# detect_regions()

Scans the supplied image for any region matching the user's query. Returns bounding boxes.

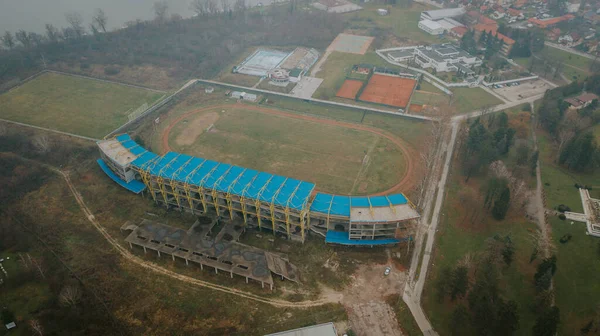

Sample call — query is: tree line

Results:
[537,75,600,172]
[0,1,343,89]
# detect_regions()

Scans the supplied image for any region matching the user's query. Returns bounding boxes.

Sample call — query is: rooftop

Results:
[109,135,316,211]
[422,7,466,20]
[419,19,444,30]
[265,322,337,336]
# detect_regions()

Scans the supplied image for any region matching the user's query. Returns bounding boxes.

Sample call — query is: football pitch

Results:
[0,72,164,138]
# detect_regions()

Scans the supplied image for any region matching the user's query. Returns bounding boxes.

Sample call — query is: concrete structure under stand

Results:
[97,134,419,246]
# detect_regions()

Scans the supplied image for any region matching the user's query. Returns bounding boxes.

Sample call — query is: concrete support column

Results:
[157,250,161,258]
[270,284,273,291]
[246,277,248,284]
[143,246,147,254]
[185,259,189,266]
[215,268,218,274]
[261,281,264,289]
[200,263,204,270]
[171,254,175,261]
[230,271,233,278]
[129,242,132,249]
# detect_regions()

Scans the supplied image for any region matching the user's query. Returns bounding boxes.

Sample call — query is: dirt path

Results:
[53,167,341,308]
[160,103,417,195]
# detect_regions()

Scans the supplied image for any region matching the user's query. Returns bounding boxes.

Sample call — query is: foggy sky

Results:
[0,0,195,34]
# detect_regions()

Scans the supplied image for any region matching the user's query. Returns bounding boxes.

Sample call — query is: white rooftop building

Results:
[418,19,445,35]
[420,7,466,21]
[386,44,482,75]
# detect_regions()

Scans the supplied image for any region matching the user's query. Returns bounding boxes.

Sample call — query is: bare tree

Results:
[190,0,208,15]
[153,1,169,22]
[19,253,47,279]
[29,32,45,47]
[15,30,32,48]
[32,135,52,153]
[92,8,108,33]
[45,24,60,43]
[65,11,85,38]
[59,285,82,307]
[29,319,44,336]
[206,0,218,13]
[1,31,15,49]
[221,0,231,13]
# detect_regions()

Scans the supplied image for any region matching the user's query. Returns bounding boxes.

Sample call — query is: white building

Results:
[420,7,466,21]
[418,19,445,35]
[377,8,389,15]
[386,44,482,75]
[230,91,258,102]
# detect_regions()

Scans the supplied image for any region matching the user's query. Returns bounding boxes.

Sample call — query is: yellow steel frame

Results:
[367,197,375,217]
[183,160,208,213]
[283,182,303,237]
[269,178,288,233]
[239,173,260,225]
[197,163,222,213]
[326,197,335,231]
[402,193,417,209]
[139,156,162,202]
[210,166,233,216]
[254,176,274,230]
[169,157,194,209]
[156,154,181,207]
[385,195,397,214]
[225,169,246,220]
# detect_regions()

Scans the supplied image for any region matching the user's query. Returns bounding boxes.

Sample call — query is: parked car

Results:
[384,266,391,276]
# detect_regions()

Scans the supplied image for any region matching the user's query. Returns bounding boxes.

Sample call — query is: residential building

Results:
[386,44,482,74]
[565,92,599,109]
[528,14,575,28]
[450,26,468,38]
[473,24,516,56]
[418,19,445,35]
[567,0,581,13]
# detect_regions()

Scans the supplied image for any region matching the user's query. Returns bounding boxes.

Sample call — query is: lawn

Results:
[344,3,444,45]
[535,125,600,333]
[450,87,504,113]
[0,72,163,138]
[165,106,407,195]
[422,160,539,335]
[313,51,394,100]
[537,130,600,213]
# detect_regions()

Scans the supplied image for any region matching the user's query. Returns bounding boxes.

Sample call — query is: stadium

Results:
[97,134,420,246]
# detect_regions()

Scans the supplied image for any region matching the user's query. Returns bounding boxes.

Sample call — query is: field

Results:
[359,74,416,108]
[336,79,364,99]
[450,87,504,113]
[0,72,163,138]
[344,3,444,45]
[313,51,399,100]
[163,105,408,195]
[535,126,600,333]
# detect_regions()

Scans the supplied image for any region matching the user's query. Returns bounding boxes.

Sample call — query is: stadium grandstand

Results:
[97,134,419,245]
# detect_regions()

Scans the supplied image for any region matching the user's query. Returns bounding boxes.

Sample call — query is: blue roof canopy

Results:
[325,231,404,245]
[114,135,316,211]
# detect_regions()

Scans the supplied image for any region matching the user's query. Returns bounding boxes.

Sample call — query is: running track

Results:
[160,103,417,196]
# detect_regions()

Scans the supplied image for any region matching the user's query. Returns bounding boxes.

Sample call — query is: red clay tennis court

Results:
[359,74,416,108]
[336,79,364,99]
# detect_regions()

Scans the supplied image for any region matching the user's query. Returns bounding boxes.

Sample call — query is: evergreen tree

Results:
[492,186,510,220]
[449,305,470,336]
[534,256,557,292]
[450,266,469,301]
[532,306,560,336]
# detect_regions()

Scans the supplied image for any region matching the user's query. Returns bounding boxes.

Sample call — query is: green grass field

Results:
[422,161,539,335]
[345,3,443,44]
[535,123,600,333]
[0,72,163,138]
[166,107,407,195]
[451,87,504,113]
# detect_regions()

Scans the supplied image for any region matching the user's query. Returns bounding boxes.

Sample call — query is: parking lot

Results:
[491,79,551,101]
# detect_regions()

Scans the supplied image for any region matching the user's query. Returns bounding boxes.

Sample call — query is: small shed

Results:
[377,8,389,15]
[205,86,214,93]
